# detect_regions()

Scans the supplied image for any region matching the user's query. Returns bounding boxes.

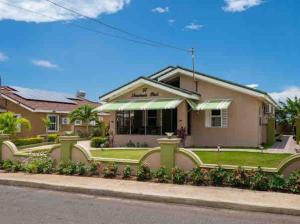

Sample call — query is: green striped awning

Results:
[188,99,232,110]
[95,98,183,111]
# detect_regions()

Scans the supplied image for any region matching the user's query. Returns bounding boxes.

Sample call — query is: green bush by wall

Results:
[13,137,44,147]
[90,137,108,148]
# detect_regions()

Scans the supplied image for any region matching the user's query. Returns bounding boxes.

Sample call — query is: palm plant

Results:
[0,112,31,136]
[278,97,300,125]
[69,105,98,134]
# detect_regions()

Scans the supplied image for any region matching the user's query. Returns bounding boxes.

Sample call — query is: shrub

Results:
[227,167,252,188]
[126,140,135,147]
[287,171,300,194]
[75,162,89,176]
[137,164,151,181]
[268,174,286,192]
[189,167,209,186]
[57,160,77,175]
[91,128,102,137]
[90,137,108,148]
[249,168,270,191]
[2,159,23,172]
[13,137,43,147]
[47,134,59,142]
[209,167,229,186]
[122,165,132,179]
[172,167,187,185]
[24,155,54,174]
[89,162,98,176]
[154,167,169,183]
[103,163,118,178]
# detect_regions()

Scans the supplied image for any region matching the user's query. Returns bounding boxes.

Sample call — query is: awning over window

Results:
[95,98,183,111]
[187,99,232,110]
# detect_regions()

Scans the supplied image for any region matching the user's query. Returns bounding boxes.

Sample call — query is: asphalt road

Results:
[0,185,299,224]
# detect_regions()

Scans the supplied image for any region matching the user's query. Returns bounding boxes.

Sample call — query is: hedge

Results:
[47,134,59,142]
[90,137,108,148]
[13,137,44,147]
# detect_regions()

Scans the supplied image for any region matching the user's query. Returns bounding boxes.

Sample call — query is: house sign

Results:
[131,88,159,98]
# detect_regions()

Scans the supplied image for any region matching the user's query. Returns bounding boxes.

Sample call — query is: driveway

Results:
[268,135,299,154]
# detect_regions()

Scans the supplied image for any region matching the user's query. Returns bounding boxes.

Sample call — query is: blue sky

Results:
[0,0,299,102]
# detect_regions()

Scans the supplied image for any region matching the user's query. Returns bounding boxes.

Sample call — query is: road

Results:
[0,185,299,224]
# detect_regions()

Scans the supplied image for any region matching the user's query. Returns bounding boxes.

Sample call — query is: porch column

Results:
[177,101,188,131]
[157,137,181,176]
[59,136,80,162]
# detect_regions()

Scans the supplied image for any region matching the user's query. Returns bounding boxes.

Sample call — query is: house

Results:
[0,86,105,137]
[95,66,277,147]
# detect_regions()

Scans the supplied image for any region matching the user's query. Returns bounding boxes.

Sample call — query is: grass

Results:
[90,149,149,160]
[194,151,291,168]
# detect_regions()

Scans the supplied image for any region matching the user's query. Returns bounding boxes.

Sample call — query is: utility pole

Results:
[190,48,198,93]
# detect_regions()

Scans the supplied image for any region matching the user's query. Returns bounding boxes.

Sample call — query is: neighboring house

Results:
[95,66,277,147]
[0,86,104,138]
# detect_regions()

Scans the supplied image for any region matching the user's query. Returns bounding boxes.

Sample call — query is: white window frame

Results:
[15,114,22,133]
[205,109,228,128]
[47,114,59,132]
[74,120,82,126]
[61,117,70,125]
[89,120,96,126]
[211,109,222,128]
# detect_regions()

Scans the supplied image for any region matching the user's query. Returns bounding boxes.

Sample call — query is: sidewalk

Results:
[0,172,299,216]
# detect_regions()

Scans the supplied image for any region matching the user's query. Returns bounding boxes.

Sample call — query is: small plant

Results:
[90,137,108,148]
[24,155,54,174]
[126,140,135,147]
[103,163,118,178]
[172,167,187,185]
[89,162,98,176]
[154,167,169,183]
[209,166,229,186]
[189,167,209,186]
[268,174,286,192]
[13,137,43,147]
[136,164,151,181]
[286,171,300,194]
[122,165,132,179]
[47,134,59,143]
[2,159,24,172]
[176,127,187,147]
[75,162,88,176]
[2,159,14,171]
[57,160,77,175]
[249,167,270,191]
[227,167,252,188]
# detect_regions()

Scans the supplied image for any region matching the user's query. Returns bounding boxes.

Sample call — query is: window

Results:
[90,120,96,126]
[74,120,82,126]
[61,117,69,125]
[47,115,59,132]
[116,111,130,134]
[205,110,228,128]
[14,114,21,133]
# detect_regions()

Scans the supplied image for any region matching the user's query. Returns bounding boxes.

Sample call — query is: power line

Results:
[0,0,169,48]
[44,0,190,53]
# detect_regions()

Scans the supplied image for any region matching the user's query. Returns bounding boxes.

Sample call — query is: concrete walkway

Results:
[0,173,299,216]
[268,135,299,154]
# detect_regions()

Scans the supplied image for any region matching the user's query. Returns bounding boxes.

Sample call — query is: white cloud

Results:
[152,7,169,14]
[223,0,263,12]
[0,52,8,62]
[185,22,203,31]
[0,0,130,23]
[32,60,58,69]
[168,19,175,24]
[269,87,300,102]
[246,83,259,89]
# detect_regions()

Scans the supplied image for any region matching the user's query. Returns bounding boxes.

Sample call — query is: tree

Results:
[0,112,31,136]
[42,118,51,133]
[277,97,300,126]
[69,105,98,134]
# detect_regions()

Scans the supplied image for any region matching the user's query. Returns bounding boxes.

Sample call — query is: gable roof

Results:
[99,76,200,101]
[149,66,277,106]
[0,86,99,113]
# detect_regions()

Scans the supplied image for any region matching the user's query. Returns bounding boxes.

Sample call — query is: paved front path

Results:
[0,173,299,216]
[0,185,298,224]
[268,135,299,154]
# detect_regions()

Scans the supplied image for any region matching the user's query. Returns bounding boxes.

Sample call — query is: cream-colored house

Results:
[95,66,277,147]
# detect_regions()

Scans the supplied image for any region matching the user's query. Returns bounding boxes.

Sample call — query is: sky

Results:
[0,0,299,102]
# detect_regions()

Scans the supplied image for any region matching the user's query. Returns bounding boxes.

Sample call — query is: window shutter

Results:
[222,109,228,128]
[205,110,211,128]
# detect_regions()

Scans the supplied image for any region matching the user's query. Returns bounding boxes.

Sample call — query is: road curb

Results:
[0,178,299,216]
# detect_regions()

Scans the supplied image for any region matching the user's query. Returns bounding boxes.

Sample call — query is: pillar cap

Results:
[157,138,181,144]
[59,136,80,141]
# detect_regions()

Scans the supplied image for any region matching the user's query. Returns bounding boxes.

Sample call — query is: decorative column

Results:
[157,137,181,176]
[267,117,275,146]
[59,136,80,162]
[296,116,300,145]
[0,134,10,161]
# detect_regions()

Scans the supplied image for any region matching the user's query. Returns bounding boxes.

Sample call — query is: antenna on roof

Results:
[190,48,198,92]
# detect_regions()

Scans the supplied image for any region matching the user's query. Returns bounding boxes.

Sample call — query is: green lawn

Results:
[90,149,149,160]
[90,149,291,168]
[194,151,291,168]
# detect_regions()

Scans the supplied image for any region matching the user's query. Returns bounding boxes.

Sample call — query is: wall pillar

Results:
[296,116,300,145]
[59,136,80,162]
[0,134,10,161]
[157,138,181,176]
[267,117,275,146]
